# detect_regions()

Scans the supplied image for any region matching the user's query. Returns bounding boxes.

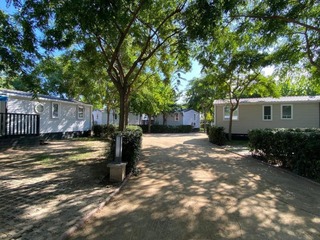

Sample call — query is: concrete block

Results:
[107,162,127,182]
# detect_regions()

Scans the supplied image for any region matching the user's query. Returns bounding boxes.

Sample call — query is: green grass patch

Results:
[32,154,55,165]
[30,141,107,166]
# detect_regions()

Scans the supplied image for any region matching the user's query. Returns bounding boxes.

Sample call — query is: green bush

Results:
[93,125,104,137]
[248,128,320,181]
[108,126,143,175]
[207,126,227,146]
[93,124,116,138]
[139,125,193,133]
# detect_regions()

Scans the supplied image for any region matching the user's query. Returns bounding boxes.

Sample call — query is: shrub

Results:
[104,124,116,136]
[108,126,143,175]
[208,126,227,146]
[93,125,104,137]
[248,128,320,181]
[138,125,193,133]
[93,124,116,138]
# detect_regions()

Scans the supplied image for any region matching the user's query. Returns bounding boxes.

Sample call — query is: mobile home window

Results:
[223,105,238,120]
[174,113,179,121]
[281,105,293,119]
[78,106,84,119]
[52,102,60,118]
[263,105,272,121]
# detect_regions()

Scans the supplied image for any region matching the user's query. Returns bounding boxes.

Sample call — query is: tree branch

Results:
[233,14,320,33]
[108,1,146,72]
[304,30,319,69]
[96,35,111,66]
[125,4,185,81]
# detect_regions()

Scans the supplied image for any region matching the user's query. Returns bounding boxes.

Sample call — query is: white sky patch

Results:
[262,66,275,76]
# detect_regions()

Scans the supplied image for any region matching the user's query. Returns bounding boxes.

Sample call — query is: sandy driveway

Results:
[71,133,320,240]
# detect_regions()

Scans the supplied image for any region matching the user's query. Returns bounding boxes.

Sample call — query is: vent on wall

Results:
[35,103,44,113]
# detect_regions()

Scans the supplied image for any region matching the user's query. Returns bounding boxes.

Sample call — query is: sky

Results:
[0,1,14,13]
[179,61,203,90]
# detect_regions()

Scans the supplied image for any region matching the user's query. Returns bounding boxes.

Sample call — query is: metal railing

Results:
[0,113,40,137]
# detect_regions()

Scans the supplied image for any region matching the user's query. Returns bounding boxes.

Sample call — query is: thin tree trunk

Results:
[162,112,167,125]
[203,110,207,133]
[125,104,129,127]
[228,110,233,141]
[119,89,127,131]
[106,106,110,126]
[148,114,152,133]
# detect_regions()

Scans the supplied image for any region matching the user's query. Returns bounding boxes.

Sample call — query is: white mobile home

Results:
[92,109,119,125]
[154,109,201,128]
[0,89,92,139]
[214,96,320,135]
[92,109,141,126]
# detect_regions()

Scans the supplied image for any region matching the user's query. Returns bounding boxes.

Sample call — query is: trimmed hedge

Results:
[93,124,116,138]
[248,128,320,181]
[207,125,227,146]
[139,125,193,133]
[108,126,143,175]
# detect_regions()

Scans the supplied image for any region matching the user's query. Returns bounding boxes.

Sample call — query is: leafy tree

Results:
[0,8,39,89]
[130,74,175,133]
[186,76,217,132]
[10,0,188,131]
[195,27,279,140]
[29,52,115,109]
[277,72,320,96]
[185,0,320,81]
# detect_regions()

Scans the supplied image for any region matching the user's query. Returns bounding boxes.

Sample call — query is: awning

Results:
[0,95,8,102]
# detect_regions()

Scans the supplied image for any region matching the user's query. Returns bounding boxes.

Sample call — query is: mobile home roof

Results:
[214,96,320,105]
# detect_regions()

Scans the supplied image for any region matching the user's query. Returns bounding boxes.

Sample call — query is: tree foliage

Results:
[185,0,320,81]
[8,0,188,130]
[191,26,279,140]
[186,76,217,130]
[277,71,320,96]
[130,74,175,132]
[0,8,39,89]
[31,52,117,109]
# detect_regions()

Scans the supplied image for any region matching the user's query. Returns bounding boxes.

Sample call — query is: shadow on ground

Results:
[0,140,117,240]
[71,133,320,240]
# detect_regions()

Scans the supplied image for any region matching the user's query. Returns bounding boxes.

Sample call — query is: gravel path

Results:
[71,133,320,240]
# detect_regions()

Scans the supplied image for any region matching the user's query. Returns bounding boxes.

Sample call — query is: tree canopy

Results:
[185,0,319,81]
[4,0,189,130]
[130,73,175,132]
[0,8,39,88]
[1,0,319,135]
[186,76,217,129]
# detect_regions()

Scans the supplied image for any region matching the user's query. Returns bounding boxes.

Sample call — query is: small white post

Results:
[107,133,126,182]
[115,133,123,163]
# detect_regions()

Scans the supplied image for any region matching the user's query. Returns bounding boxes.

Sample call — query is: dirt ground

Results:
[0,139,118,240]
[71,133,320,240]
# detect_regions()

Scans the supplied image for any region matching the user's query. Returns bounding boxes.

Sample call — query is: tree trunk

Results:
[118,89,129,131]
[162,112,167,125]
[228,110,234,141]
[203,110,207,133]
[148,114,152,133]
[125,106,129,126]
[106,106,110,126]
